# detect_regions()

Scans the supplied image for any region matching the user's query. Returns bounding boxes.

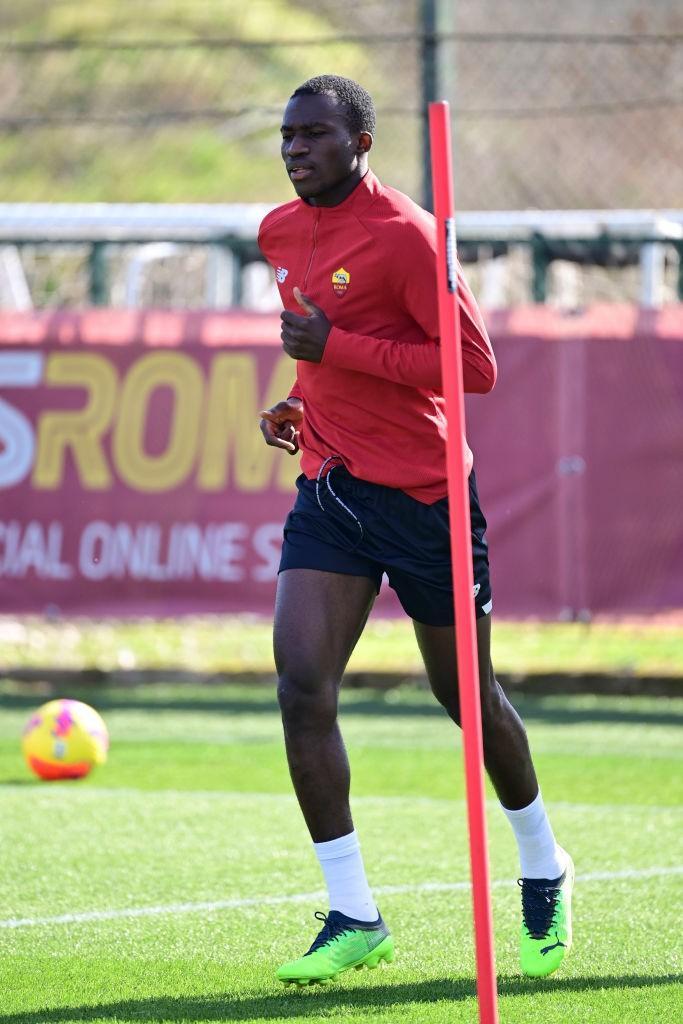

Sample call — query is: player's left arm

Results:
[280,288,445,388]
[280,229,496,393]
[335,219,496,393]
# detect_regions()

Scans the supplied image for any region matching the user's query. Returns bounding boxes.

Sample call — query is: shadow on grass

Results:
[0,688,681,728]
[2,974,680,1023]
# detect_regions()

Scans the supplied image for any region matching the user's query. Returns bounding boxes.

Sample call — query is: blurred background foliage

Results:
[0,0,374,203]
[1,0,682,208]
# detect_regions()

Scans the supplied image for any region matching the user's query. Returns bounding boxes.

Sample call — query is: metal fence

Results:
[1,0,682,309]
[1,204,681,310]
[1,0,682,210]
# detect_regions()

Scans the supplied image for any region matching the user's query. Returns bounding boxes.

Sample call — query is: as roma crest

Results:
[332,266,350,297]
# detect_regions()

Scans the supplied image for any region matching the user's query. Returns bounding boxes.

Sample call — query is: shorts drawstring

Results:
[315,455,364,551]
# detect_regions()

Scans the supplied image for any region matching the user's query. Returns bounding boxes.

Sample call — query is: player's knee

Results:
[433,688,462,726]
[432,670,503,728]
[277,670,338,731]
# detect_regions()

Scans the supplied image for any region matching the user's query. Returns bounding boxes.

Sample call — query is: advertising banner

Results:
[1,306,681,618]
[0,311,300,616]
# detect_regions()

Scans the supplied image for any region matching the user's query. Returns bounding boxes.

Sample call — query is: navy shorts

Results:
[279,466,492,627]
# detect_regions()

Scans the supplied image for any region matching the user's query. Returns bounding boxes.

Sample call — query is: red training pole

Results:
[429,101,499,1024]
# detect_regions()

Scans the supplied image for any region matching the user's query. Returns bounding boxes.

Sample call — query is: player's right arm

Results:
[259,396,303,455]
[257,210,306,455]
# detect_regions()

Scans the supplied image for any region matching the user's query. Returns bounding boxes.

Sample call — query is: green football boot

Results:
[519,853,574,977]
[277,909,394,986]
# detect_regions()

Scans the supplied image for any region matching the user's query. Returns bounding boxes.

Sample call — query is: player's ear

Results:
[357,131,373,156]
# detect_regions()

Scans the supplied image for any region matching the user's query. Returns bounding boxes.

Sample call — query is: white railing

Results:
[0,204,680,309]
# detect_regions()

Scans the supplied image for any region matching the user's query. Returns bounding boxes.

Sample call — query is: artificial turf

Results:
[1,681,681,1023]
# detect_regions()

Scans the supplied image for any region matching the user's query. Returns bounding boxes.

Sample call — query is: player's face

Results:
[280,92,370,206]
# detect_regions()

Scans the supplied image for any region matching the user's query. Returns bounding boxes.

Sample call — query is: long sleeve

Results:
[288,377,303,401]
[321,219,497,393]
[322,326,442,389]
[257,171,495,501]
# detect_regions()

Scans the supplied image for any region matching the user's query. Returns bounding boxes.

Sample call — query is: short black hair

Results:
[292,75,376,135]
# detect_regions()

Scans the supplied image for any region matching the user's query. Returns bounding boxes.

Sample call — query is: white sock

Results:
[313,830,378,922]
[502,791,567,879]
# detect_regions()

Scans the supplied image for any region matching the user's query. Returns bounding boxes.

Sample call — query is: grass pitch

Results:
[1,680,681,1023]
[2,615,683,676]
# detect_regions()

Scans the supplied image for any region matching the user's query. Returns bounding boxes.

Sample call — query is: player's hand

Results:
[259,397,304,455]
[280,287,331,363]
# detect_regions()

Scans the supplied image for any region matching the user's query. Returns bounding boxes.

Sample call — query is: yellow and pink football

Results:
[22,699,109,780]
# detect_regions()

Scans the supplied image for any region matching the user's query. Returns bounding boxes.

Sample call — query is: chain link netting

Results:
[2,0,682,207]
[0,0,681,307]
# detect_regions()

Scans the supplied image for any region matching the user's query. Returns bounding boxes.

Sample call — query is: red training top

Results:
[258,169,496,503]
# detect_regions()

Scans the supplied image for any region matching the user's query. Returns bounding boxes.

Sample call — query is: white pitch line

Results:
[2,865,681,932]
[5,787,682,815]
